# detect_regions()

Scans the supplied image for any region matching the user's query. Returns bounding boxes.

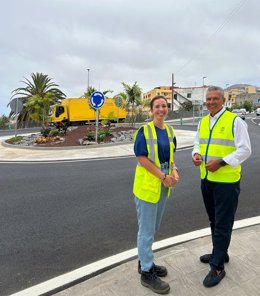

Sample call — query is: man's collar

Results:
[210,107,226,119]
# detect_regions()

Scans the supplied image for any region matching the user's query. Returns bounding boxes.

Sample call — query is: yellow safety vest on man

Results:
[133,121,175,203]
[199,110,241,183]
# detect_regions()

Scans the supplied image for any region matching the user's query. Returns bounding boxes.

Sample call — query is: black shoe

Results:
[138,261,168,277]
[141,269,170,294]
[200,253,229,264]
[203,269,226,287]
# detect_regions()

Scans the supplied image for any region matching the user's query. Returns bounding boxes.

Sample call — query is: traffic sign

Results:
[258,98,260,104]
[10,98,23,114]
[90,91,105,109]
[115,96,123,107]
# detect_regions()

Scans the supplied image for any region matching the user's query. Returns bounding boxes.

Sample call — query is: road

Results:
[0,119,259,295]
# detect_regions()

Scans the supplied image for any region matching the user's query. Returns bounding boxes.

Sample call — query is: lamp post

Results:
[203,76,206,87]
[87,68,90,90]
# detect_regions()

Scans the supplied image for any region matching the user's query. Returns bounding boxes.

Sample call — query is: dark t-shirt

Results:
[134,126,177,163]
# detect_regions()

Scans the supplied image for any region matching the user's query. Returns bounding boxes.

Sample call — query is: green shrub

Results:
[6,136,24,143]
[98,128,112,142]
[49,129,59,137]
[85,130,95,141]
[41,128,51,137]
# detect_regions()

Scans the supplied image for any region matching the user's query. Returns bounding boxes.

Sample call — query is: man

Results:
[192,86,251,287]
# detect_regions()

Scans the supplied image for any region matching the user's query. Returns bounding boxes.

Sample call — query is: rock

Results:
[78,139,84,145]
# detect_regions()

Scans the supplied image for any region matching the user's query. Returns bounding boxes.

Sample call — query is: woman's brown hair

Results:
[150,95,168,110]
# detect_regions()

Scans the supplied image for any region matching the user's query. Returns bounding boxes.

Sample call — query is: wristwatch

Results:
[171,165,179,172]
[220,159,227,166]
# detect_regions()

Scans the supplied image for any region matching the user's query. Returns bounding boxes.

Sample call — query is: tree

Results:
[122,82,142,126]
[0,115,9,129]
[10,72,66,126]
[243,100,253,112]
[24,93,55,124]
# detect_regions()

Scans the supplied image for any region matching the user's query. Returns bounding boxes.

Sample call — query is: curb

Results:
[0,145,194,164]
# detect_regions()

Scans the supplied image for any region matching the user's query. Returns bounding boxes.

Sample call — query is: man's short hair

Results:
[206,86,225,100]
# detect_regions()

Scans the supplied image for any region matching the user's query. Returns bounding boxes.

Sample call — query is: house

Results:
[143,85,208,111]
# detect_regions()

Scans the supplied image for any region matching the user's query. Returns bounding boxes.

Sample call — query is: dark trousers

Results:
[201,179,240,271]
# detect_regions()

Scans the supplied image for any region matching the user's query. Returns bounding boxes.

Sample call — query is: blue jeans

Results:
[135,164,169,272]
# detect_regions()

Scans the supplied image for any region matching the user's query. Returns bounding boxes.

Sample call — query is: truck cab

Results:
[49,105,68,123]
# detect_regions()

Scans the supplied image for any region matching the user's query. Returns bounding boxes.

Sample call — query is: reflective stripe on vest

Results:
[199,138,235,147]
[199,110,241,183]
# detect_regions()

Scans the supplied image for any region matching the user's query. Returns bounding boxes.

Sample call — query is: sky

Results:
[1,0,259,115]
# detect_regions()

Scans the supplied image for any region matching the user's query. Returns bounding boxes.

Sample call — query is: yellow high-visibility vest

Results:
[133,121,175,203]
[199,110,241,183]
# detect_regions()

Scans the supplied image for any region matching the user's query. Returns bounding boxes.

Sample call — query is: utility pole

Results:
[202,76,207,117]
[171,73,175,112]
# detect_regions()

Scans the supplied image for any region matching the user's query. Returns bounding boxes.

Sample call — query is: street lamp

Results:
[87,68,90,90]
[203,76,206,87]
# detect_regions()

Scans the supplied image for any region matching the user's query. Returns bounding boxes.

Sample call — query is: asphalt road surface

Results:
[1,119,259,295]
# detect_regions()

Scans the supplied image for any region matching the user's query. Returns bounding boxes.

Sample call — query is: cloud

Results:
[1,0,259,115]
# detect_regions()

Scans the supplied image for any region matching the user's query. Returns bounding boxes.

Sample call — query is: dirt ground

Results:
[38,125,137,147]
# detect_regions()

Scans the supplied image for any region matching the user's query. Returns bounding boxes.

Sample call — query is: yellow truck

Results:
[49,98,126,125]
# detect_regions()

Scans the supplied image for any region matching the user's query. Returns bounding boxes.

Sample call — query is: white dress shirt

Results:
[192,107,251,168]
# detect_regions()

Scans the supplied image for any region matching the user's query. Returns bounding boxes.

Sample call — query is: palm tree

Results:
[24,93,56,124]
[122,82,142,126]
[10,72,66,126]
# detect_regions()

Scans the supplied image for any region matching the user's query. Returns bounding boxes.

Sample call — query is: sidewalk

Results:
[53,222,260,296]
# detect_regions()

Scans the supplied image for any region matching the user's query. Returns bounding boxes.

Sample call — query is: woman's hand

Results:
[163,172,179,188]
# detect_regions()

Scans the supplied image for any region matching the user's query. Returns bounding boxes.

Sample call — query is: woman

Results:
[133,95,179,294]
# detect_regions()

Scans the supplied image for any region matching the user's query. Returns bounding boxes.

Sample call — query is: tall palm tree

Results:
[10,72,66,126]
[122,82,142,126]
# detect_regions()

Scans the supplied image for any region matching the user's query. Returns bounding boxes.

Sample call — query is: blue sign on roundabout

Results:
[90,91,105,109]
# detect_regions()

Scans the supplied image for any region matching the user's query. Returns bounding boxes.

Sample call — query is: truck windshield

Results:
[55,106,64,117]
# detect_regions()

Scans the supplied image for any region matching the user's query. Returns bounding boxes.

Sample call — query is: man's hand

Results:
[192,153,202,166]
[205,160,222,172]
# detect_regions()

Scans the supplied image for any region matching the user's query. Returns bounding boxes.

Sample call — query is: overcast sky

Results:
[1,0,259,115]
